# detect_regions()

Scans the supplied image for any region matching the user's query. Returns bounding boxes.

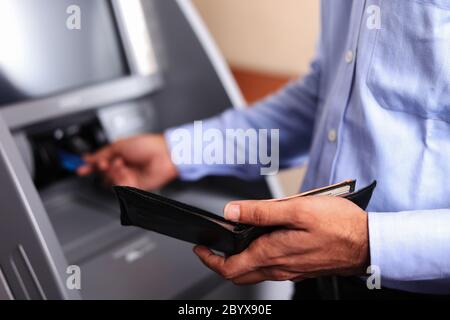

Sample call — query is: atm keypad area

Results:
[14,102,272,299]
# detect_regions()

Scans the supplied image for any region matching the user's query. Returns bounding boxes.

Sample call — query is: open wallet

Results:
[114,180,376,256]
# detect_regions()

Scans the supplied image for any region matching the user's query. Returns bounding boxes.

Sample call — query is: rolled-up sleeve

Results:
[368,210,450,293]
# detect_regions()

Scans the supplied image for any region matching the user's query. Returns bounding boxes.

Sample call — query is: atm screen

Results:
[0,0,129,106]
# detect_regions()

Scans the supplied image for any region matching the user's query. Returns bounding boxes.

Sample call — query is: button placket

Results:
[325,0,368,184]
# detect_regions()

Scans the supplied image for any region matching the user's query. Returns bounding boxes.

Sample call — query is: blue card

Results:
[57,150,86,172]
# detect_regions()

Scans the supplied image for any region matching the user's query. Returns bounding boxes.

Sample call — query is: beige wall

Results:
[192,0,320,76]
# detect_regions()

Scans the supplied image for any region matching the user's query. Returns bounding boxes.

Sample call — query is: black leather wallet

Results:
[114,180,376,256]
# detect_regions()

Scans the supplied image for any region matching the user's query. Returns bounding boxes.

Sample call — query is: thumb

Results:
[224,199,300,227]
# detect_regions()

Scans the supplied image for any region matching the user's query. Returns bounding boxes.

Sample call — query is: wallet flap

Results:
[343,181,377,210]
[113,187,244,254]
[114,180,377,255]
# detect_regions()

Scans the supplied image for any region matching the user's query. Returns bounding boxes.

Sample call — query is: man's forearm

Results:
[164,60,322,181]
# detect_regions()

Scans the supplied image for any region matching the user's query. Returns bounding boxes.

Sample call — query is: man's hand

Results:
[194,196,369,284]
[77,134,178,190]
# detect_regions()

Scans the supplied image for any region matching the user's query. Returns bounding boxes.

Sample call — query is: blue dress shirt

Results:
[166,0,450,293]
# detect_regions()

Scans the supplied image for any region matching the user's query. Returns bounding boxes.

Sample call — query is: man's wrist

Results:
[359,212,371,271]
[350,211,370,276]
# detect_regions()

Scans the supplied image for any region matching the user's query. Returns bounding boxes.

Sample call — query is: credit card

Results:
[57,150,86,172]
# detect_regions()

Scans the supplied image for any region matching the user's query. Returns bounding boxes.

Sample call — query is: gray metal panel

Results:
[1,75,162,131]
[0,0,162,131]
[0,0,276,300]
[79,232,224,300]
[0,115,79,300]
[144,0,236,129]
[36,178,242,299]
[0,267,14,300]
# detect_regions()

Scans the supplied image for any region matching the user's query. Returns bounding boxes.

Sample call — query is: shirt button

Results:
[345,50,354,64]
[328,129,337,142]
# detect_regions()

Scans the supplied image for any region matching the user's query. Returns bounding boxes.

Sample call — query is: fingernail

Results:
[193,246,205,255]
[225,204,241,222]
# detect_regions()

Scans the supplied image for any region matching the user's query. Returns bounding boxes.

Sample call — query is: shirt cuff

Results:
[368,210,450,283]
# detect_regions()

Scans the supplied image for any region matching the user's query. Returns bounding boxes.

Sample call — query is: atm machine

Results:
[0,0,283,299]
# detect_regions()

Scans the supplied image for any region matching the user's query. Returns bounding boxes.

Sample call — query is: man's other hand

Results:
[194,196,369,284]
[77,134,178,190]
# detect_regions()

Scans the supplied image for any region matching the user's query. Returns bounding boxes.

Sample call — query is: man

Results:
[79,0,450,298]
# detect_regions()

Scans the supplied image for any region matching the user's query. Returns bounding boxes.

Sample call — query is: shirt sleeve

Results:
[368,209,450,294]
[164,54,322,181]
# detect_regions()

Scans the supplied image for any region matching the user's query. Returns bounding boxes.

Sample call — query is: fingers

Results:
[87,144,115,163]
[232,268,302,285]
[76,145,117,177]
[103,158,142,187]
[193,246,258,280]
[291,275,307,282]
[194,245,306,284]
[223,199,303,228]
[77,163,93,176]
[193,246,227,275]
[230,270,268,285]
[193,245,268,285]
[194,235,309,284]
